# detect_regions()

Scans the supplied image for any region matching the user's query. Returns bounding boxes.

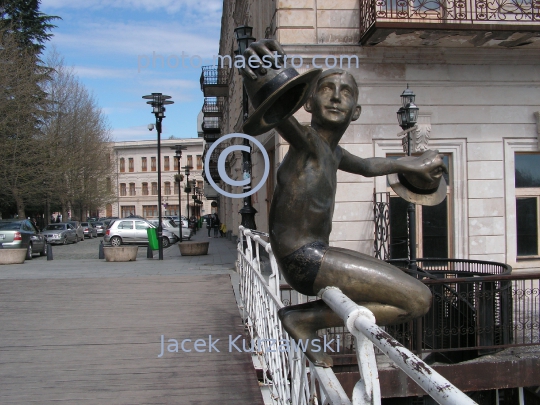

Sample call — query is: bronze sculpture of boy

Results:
[241,40,446,367]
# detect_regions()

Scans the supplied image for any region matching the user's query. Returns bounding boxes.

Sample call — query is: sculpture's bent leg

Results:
[278,247,432,367]
[278,300,341,367]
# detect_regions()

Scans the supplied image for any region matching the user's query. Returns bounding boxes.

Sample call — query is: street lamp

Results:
[396,85,419,272]
[171,144,187,242]
[235,25,257,230]
[142,92,174,260]
[182,165,193,221]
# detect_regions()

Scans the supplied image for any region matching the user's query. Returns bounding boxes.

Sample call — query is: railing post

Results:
[321,287,478,405]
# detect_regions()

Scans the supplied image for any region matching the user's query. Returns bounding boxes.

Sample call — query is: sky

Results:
[40,0,223,142]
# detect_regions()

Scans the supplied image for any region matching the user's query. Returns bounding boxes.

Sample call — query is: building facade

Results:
[104,138,211,221]
[201,0,540,273]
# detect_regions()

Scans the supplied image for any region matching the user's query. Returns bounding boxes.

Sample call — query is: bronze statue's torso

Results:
[269,127,343,260]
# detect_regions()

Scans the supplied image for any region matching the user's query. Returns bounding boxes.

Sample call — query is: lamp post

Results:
[171,145,187,242]
[396,85,419,272]
[142,93,174,260]
[235,25,257,230]
[182,165,193,222]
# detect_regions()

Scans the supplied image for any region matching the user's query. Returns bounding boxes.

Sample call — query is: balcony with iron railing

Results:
[202,143,224,183]
[200,66,230,97]
[359,0,540,46]
[202,116,221,141]
[202,97,224,117]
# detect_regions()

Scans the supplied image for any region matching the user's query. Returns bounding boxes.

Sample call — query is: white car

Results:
[149,219,193,241]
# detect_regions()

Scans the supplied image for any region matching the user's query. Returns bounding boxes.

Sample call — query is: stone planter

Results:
[0,248,27,265]
[179,241,209,256]
[103,246,138,262]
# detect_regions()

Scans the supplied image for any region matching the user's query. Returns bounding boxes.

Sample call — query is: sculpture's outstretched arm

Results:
[339,147,447,181]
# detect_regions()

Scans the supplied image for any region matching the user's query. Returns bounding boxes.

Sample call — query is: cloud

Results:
[42,0,222,15]
[52,21,220,60]
[74,66,136,79]
[112,124,193,142]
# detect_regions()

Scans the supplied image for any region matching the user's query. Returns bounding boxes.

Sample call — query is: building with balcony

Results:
[104,138,211,221]
[203,0,540,402]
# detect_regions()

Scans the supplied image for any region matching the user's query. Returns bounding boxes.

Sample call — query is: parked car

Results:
[104,219,178,248]
[0,219,47,259]
[41,223,79,245]
[101,217,119,228]
[80,222,98,238]
[164,216,189,228]
[67,221,85,241]
[148,219,193,241]
[91,221,105,236]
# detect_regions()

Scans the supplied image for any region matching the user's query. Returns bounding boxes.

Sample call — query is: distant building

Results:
[103,138,211,220]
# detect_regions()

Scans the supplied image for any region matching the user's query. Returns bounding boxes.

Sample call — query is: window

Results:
[174,155,179,170]
[187,155,193,168]
[120,183,127,196]
[151,157,156,171]
[119,158,125,172]
[515,153,540,257]
[174,182,179,195]
[142,157,147,171]
[129,183,136,196]
[151,182,158,195]
[168,204,179,216]
[143,205,158,217]
[388,154,452,259]
[164,182,171,195]
[120,206,135,218]
[135,220,150,230]
[164,156,170,171]
[197,180,203,190]
[196,155,202,170]
[117,220,134,228]
[128,158,134,172]
[142,182,149,196]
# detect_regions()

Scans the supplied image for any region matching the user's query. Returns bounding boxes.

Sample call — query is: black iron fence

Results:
[360,0,540,37]
[202,98,224,116]
[200,66,229,89]
[280,260,540,363]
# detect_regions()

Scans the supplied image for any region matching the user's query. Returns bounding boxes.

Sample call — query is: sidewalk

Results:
[0,231,266,405]
[0,230,239,279]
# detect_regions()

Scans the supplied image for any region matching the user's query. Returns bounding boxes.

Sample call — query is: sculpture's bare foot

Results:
[278,302,339,368]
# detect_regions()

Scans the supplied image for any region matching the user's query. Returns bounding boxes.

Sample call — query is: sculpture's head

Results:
[305,69,361,130]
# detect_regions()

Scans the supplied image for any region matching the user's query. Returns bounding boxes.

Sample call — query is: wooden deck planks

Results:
[0,275,264,405]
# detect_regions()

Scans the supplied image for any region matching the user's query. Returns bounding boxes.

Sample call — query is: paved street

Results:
[0,230,239,279]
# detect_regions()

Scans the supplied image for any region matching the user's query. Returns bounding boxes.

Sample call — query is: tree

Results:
[41,51,116,221]
[0,30,49,217]
[0,0,59,55]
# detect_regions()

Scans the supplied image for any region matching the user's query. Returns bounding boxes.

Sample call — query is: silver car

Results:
[80,222,98,238]
[67,221,85,241]
[149,219,193,241]
[104,219,178,248]
[0,219,47,259]
[41,223,79,245]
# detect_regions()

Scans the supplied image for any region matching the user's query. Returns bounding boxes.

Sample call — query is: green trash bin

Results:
[147,228,159,250]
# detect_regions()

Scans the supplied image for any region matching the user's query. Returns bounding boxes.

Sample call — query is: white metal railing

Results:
[236,226,478,405]
[237,227,350,405]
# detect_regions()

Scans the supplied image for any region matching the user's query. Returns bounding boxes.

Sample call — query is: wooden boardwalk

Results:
[0,274,264,405]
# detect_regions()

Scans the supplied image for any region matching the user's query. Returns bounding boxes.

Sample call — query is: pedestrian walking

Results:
[213,214,220,238]
[207,214,213,238]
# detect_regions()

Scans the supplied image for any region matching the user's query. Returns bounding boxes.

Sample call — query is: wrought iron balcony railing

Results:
[200,66,230,97]
[202,116,221,132]
[360,0,540,40]
[202,97,224,117]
